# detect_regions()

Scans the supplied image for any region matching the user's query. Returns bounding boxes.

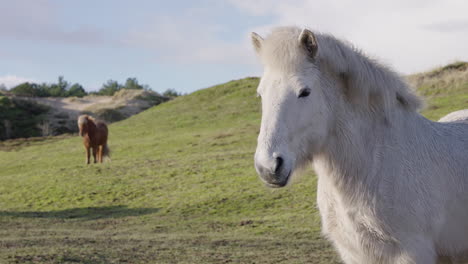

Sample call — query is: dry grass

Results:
[407,61,468,96]
[406,61,468,120]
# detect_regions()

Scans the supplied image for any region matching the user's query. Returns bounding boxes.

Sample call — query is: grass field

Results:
[1,63,467,263]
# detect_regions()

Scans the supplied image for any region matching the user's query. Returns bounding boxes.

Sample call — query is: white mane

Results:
[259,27,422,118]
[77,114,97,126]
[77,115,88,126]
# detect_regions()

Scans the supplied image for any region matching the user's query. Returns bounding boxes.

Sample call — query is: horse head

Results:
[77,115,89,137]
[251,28,334,188]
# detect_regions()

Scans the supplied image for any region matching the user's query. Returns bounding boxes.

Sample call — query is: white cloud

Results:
[423,20,468,33]
[2,0,467,90]
[227,0,468,74]
[0,75,37,88]
[123,0,468,74]
[0,0,110,45]
[124,14,253,65]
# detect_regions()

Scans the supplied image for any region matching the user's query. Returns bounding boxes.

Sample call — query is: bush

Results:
[9,77,89,98]
[93,108,126,123]
[67,84,87,97]
[96,80,122,96]
[96,78,150,96]
[10,82,41,97]
[162,88,182,98]
[137,92,170,105]
[0,98,49,140]
[124,77,145,90]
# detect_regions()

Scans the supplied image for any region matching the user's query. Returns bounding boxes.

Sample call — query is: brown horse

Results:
[77,115,110,164]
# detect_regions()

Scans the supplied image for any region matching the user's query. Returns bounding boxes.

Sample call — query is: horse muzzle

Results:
[254,155,292,188]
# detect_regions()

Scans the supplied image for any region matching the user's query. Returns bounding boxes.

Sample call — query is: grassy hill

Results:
[408,61,468,120]
[1,63,467,264]
[0,89,169,140]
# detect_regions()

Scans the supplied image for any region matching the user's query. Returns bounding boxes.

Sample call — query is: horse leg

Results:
[86,147,90,164]
[98,145,103,163]
[92,147,97,163]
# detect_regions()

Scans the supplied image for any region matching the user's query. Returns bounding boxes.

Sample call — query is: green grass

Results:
[409,61,468,120]
[1,70,467,263]
[420,86,468,120]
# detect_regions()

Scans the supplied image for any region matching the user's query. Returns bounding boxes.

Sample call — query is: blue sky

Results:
[1,0,468,93]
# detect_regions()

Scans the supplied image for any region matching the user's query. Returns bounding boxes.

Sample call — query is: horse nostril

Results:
[274,157,283,173]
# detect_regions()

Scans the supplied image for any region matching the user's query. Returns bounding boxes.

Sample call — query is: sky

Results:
[1,0,467,93]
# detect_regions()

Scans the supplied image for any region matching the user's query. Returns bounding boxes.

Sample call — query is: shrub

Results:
[94,108,126,123]
[0,98,49,140]
[162,88,182,98]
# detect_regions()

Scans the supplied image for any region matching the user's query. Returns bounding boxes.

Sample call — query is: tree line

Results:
[0,76,181,98]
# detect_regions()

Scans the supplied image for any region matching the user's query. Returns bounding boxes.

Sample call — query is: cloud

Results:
[121,0,468,73]
[124,12,253,65]
[225,0,285,16]
[227,0,468,73]
[0,75,37,88]
[2,0,467,92]
[0,0,110,45]
[423,20,468,33]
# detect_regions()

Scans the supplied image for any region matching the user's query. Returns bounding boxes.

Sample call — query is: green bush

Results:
[0,98,49,140]
[162,88,182,98]
[93,108,126,123]
[9,76,89,98]
[10,82,41,97]
[67,84,87,97]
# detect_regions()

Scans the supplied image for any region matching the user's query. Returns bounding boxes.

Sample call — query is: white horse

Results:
[251,26,468,264]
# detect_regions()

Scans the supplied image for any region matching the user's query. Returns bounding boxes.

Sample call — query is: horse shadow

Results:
[0,205,160,221]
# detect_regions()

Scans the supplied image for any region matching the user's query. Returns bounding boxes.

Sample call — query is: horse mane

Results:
[261,27,422,117]
[78,115,98,127]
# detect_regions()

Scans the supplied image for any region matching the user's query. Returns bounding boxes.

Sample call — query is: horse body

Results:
[439,109,468,123]
[77,115,110,164]
[251,26,468,264]
[315,111,468,263]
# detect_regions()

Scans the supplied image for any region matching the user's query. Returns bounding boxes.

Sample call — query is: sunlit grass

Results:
[1,69,467,263]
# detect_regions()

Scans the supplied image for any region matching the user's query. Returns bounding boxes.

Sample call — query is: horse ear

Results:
[298,29,318,59]
[251,32,264,54]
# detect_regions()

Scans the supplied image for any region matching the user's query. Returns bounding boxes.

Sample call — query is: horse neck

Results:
[86,120,97,137]
[313,107,427,201]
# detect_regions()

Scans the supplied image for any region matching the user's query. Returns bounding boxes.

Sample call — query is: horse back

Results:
[96,121,108,133]
[439,109,468,123]
[94,121,108,145]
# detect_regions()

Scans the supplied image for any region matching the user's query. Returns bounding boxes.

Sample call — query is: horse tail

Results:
[103,144,111,161]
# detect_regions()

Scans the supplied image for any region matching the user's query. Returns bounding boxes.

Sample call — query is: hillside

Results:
[0,89,168,140]
[0,63,467,263]
[408,61,468,120]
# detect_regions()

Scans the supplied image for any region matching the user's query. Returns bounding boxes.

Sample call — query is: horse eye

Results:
[298,88,311,98]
